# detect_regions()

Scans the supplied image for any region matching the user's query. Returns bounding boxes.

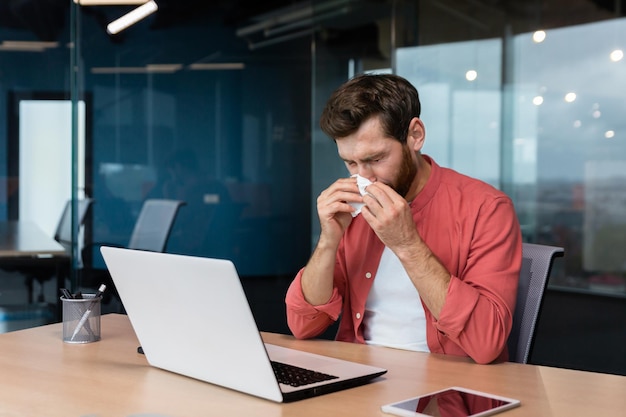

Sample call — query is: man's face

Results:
[336,117,418,199]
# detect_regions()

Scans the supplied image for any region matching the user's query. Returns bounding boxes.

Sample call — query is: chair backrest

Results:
[127,199,185,252]
[508,242,564,363]
[54,198,94,248]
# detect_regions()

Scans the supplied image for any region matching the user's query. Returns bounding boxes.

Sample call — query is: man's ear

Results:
[407,117,425,151]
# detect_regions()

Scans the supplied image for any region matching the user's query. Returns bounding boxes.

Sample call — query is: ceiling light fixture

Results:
[235,0,385,50]
[91,67,147,74]
[564,92,577,103]
[0,41,59,52]
[91,63,182,74]
[610,49,624,62]
[465,70,478,81]
[145,64,183,73]
[189,63,245,70]
[532,30,546,43]
[106,0,158,35]
[74,0,149,5]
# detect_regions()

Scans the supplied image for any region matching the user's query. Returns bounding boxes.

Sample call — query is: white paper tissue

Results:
[350,174,372,217]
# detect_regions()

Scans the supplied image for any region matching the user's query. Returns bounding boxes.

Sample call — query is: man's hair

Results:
[319,73,421,144]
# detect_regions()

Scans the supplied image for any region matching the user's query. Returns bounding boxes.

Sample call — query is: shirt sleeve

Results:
[434,196,522,364]
[285,268,343,339]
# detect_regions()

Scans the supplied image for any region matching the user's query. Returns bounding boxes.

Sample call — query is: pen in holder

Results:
[61,284,106,344]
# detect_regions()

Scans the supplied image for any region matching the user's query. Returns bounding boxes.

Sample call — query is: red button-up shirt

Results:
[285,156,522,364]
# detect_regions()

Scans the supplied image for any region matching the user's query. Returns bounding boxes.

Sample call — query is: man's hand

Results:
[360,181,421,251]
[360,181,450,319]
[301,177,364,306]
[316,177,363,245]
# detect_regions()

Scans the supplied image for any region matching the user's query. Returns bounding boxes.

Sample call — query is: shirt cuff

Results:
[285,274,343,321]
[434,275,479,339]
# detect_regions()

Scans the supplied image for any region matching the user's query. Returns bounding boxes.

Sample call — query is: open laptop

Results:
[100,246,386,403]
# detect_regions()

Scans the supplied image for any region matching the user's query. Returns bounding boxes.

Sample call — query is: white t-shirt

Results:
[363,246,430,352]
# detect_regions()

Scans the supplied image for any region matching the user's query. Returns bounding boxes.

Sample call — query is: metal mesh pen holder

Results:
[61,294,102,343]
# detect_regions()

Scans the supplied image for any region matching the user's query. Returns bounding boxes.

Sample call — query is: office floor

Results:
[2,271,624,376]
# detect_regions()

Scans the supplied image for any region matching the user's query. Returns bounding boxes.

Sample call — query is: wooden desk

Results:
[0,314,623,417]
[0,221,68,306]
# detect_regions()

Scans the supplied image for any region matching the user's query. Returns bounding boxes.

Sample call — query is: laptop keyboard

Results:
[271,361,339,387]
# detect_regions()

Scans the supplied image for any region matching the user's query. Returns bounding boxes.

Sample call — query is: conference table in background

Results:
[0,221,68,309]
[0,314,624,417]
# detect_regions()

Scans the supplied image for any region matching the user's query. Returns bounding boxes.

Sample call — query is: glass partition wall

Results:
[68,2,315,283]
[312,0,626,298]
[0,1,77,309]
[0,1,623,316]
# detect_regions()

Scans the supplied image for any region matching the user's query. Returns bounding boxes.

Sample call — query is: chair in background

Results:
[25,198,94,302]
[126,199,187,252]
[80,199,185,308]
[54,198,95,253]
[508,242,564,364]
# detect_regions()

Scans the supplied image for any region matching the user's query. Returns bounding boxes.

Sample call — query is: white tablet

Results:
[381,386,520,417]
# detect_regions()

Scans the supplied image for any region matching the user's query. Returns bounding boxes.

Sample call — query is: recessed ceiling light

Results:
[610,49,624,62]
[564,92,577,103]
[532,30,546,43]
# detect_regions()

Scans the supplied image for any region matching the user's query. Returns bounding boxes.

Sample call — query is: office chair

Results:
[126,199,187,252]
[25,198,94,303]
[54,198,94,253]
[507,242,564,364]
[80,199,185,309]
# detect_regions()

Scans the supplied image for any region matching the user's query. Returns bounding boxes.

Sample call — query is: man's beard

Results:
[390,145,417,198]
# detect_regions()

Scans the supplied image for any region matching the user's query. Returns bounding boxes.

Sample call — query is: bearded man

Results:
[285,73,522,364]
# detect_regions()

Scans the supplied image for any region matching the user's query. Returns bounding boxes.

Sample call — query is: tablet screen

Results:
[389,388,516,417]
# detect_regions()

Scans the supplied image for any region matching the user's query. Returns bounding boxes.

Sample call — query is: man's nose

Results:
[357,165,374,180]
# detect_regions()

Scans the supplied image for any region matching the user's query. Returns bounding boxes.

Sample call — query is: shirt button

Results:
[356,312,361,320]
[365,272,372,279]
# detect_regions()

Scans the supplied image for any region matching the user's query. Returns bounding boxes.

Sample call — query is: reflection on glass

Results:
[396,18,626,295]
[396,38,502,188]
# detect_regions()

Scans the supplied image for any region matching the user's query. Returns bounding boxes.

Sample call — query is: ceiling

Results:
[0,0,301,41]
[0,0,623,43]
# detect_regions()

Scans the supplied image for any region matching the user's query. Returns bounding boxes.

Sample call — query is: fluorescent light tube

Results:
[145,64,183,73]
[91,64,182,74]
[106,0,158,35]
[0,41,59,52]
[189,63,246,70]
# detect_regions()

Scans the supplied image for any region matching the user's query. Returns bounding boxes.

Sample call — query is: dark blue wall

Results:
[1,6,313,277]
